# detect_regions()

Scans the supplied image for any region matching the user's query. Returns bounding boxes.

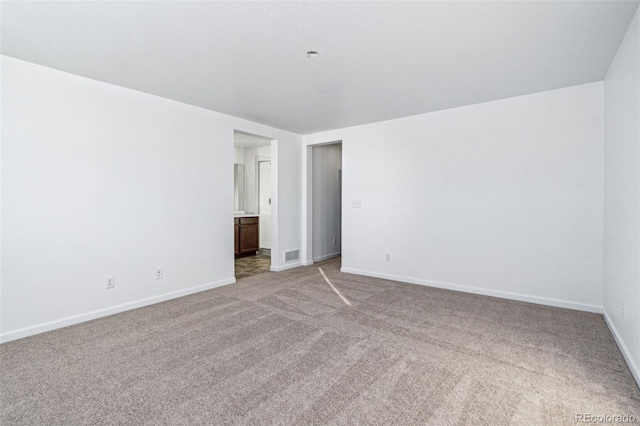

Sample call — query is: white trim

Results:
[313,252,341,262]
[602,308,640,388]
[269,139,279,271]
[340,267,602,313]
[302,145,314,264]
[302,260,314,266]
[270,261,303,272]
[0,277,236,344]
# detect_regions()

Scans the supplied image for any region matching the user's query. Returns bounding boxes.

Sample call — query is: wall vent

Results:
[285,250,299,262]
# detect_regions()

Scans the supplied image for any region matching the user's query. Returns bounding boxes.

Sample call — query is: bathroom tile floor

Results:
[235,254,271,279]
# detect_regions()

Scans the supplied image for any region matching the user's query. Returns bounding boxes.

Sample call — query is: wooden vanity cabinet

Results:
[234,219,240,255]
[234,216,259,258]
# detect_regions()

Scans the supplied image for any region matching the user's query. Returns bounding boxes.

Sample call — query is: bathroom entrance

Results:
[233,131,274,279]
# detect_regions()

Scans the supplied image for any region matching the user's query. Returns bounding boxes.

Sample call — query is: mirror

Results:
[234,164,245,213]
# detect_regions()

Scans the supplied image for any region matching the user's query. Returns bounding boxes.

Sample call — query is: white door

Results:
[258,161,271,249]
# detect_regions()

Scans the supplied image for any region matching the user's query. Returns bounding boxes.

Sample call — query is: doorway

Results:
[311,142,343,263]
[233,131,274,280]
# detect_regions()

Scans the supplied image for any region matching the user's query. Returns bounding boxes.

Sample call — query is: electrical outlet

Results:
[106,276,115,289]
[333,238,337,245]
[352,200,362,208]
[385,253,391,262]
[156,268,163,279]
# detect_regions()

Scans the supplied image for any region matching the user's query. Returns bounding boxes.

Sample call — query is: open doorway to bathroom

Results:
[233,131,274,280]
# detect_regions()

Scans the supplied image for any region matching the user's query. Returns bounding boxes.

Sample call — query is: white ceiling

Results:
[2,1,638,134]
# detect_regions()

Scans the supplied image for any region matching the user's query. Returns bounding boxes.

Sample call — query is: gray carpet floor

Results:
[1,258,639,425]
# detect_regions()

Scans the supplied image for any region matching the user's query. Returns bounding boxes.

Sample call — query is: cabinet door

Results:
[234,223,240,256]
[239,223,259,255]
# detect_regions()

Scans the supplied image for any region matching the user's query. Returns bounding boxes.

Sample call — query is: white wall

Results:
[305,82,604,312]
[603,7,640,385]
[233,146,245,165]
[1,56,303,341]
[312,143,342,261]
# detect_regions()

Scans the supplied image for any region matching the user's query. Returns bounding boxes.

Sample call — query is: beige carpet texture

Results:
[1,258,639,425]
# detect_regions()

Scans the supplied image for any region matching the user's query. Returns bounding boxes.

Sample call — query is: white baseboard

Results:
[313,252,341,262]
[270,261,303,272]
[302,260,314,266]
[0,277,236,344]
[339,267,602,314]
[602,308,640,388]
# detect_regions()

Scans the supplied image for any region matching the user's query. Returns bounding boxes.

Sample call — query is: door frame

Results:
[302,140,343,266]
[257,158,272,254]
[233,130,278,273]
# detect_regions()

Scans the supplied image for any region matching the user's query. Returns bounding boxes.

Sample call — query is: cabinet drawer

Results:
[240,217,258,225]
[234,218,240,225]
